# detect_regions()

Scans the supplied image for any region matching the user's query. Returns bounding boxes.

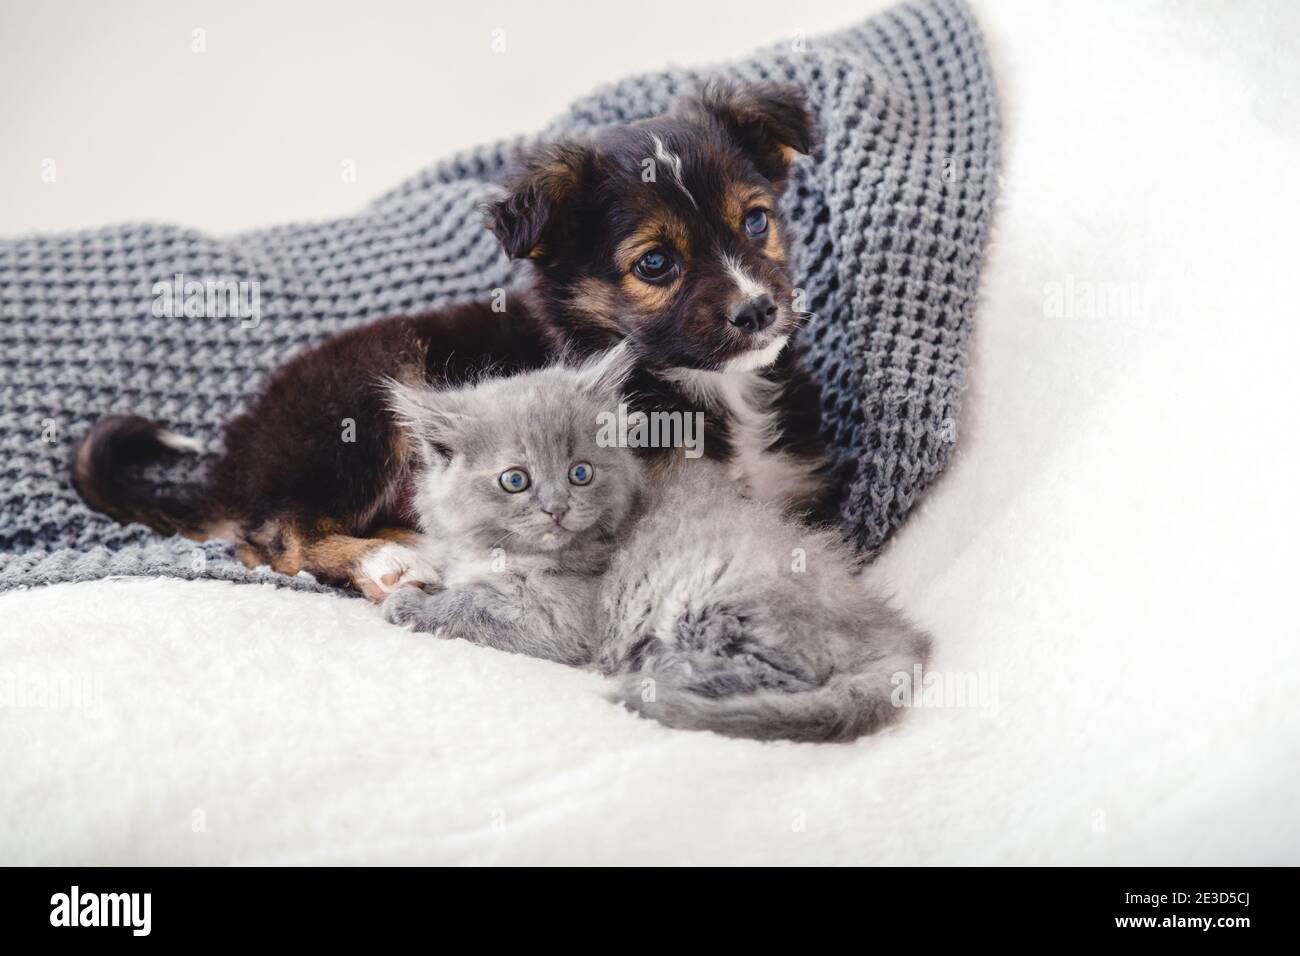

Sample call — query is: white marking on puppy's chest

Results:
[712,374,791,504]
[667,367,820,509]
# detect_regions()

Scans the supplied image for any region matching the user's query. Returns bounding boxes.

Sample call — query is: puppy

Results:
[72,81,830,599]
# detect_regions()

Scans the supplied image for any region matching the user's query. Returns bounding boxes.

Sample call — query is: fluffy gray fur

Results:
[385,352,931,743]
[597,463,931,742]
[382,351,637,666]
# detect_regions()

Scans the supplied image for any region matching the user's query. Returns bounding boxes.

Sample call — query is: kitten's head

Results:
[390,347,643,558]
[484,81,816,372]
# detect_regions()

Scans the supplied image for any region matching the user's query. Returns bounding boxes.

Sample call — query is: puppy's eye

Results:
[633,249,676,284]
[499,468,530,493]
[743,208,769,239]
[568,461,594,486]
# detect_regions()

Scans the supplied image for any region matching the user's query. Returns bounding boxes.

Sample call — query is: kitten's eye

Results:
[498,468,530,493]
[568,462,594,486]
[743,208,769,240]
[633,249,676,284]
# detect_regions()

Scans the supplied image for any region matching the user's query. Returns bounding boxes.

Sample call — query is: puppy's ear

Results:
[386,382,471,466]
[483,141,591,261]
[685,81,816,184]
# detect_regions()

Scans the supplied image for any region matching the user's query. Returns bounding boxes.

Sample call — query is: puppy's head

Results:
[485,82,816,372]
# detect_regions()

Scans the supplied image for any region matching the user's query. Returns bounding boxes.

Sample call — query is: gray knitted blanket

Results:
[0,0,999,594]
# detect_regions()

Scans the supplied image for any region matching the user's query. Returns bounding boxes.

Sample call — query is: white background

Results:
[2,0,876,234]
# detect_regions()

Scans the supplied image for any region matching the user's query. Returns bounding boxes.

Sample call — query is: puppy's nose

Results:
[728,294,778,333]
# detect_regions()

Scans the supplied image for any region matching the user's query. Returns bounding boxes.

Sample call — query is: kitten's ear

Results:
[386,382,470,465]
[576,339,639,401]
[483,140,592,261]
[682,81,816,185]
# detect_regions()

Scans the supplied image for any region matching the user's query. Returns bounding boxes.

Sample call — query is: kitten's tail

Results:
[612,628,931,744]
[70,415,215,538]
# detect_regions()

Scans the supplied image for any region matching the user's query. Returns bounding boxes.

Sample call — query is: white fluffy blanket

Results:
[3,0,1298,864]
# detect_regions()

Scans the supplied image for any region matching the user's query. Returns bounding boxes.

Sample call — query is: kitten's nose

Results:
[541,502,569,524]
[728,294,778,333]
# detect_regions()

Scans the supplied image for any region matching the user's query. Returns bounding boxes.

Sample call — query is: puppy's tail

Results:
[612,626,931,744]
[70,415,215,538]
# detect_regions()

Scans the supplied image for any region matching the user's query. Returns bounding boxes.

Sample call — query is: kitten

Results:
[380,352,638,667]
[383,350,931,743]
[597,461,931,743]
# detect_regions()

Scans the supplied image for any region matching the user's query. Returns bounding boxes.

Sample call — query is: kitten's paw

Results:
[355,542,442,603]
[381,585,429,628]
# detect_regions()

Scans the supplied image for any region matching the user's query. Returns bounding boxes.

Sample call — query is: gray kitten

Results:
[383,351,931,743]
[381,354,637,667]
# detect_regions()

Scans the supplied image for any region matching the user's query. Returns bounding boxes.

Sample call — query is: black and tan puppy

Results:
[73,82,829,599]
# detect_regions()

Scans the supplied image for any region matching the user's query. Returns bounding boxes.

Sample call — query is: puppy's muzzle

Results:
[728,294,778,334]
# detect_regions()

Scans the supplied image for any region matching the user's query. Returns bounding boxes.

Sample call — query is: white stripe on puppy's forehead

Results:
[650,134,698,209]
[721,253,769,300]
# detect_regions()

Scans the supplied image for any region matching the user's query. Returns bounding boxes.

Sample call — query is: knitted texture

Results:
[0,0,999,593]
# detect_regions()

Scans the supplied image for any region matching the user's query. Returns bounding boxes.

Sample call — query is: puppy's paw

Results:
[381,585,429,628]
[355,542,442,603]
